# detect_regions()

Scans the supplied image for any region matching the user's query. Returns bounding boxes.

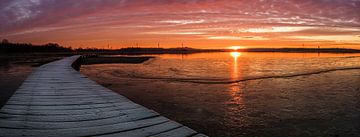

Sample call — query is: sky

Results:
[0,0,360,49]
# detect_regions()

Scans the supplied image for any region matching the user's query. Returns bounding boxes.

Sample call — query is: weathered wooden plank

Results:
[96,121,182,137]
[10,93,119,98]
[2,101,135,110]
[6,97,128,105]
[0,103,141,115]
[7,95,125,101]
[0,116,169,137]
[191,134,208,137]
[149,126,198,137]
[0,107,153,122]
[5,101,123,106]
[0,110,159,129]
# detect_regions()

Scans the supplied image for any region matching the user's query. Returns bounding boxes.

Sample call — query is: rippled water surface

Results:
[81,52,360,137]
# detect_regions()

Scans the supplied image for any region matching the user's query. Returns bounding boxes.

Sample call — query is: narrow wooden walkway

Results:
[0,56,206,137]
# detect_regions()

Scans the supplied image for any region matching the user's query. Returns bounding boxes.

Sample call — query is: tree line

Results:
[0,39,72,53]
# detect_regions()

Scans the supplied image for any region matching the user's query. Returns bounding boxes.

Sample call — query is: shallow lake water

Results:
[81,52,360,137]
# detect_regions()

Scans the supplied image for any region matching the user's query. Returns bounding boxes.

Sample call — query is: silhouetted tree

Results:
[1,39,9,44]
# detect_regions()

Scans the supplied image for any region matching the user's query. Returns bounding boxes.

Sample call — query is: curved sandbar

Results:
[0,55,206,137]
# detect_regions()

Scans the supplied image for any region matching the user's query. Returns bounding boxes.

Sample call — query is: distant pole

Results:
[182,42,184,48]
[158,42,160,48]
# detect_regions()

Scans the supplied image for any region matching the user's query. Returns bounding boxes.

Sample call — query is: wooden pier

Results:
[0,56,206,137]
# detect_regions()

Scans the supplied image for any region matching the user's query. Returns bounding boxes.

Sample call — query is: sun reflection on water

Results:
[230,52,241,60]
[228,52,244,106]
[230,52,240,79]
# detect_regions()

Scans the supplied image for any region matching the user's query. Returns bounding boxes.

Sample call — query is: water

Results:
[81,52,360,137]
[0,61,34,108]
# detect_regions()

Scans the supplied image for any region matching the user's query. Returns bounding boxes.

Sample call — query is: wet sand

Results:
[81,66,360,137]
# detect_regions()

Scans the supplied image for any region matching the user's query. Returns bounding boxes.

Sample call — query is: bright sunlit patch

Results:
[207,36,269,40]
[242,26,315,33]
[230,52,241,58]
[286,35,360,42]
[143,31,205,35]
[159,19,205,25]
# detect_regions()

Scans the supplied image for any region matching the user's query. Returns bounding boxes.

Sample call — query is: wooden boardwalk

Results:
[0,56,206,137]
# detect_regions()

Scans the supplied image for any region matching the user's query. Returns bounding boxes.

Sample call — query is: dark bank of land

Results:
[81,56,154,65]
[0,39,221,54]
[114,47,360,54]
[236,48,360,53]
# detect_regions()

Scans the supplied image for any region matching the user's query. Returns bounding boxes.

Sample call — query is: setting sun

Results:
[228,46,245,51]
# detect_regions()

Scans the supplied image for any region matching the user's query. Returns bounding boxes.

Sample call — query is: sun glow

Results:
[228,46,244,51]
